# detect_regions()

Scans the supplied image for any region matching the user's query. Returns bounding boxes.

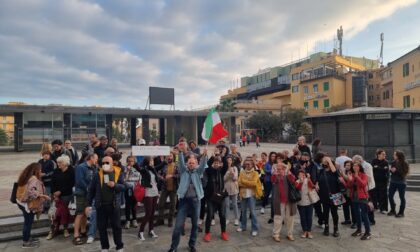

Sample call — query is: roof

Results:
[0,104,246,118]
[389,45,420,65]
[307,106,420,118]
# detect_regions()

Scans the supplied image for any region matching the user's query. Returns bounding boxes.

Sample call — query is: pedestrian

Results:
[271,162,297,242]
[94,135,110,160]
[311,138,321,158]
[16,163,50,248]
[110,138,119,153]
[124,156,141,229]
[388,150,409,218]
[371,149,389,214]
[295,170,315,239]
[237,158,260,237]
[138,157,160,240]
[261,152,277,221]
[86,155,125,252]
[242,135,246,147]
[317,156,341,237]
[80,133,99,162]
[64,139,79,166]
[224,155,240,227]
[256,136,260,148]
[38,151,55,212]
[73,153,98,245]
[246,134,251,145]
[156,152,179,227]
[312,152,325,227]
[335,149,352,173]
[167,146,208,252]
[343,162,371,240]
[296,136,311,159]
[230,144,242,169]
[340,160,357,228]
[47,155,75,241]
[50,139,73,164]
[188,140,201,155]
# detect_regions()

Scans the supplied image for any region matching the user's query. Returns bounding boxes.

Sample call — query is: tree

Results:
[216,98,236,112]
[282,108,310,136]
[246,111,283,141]
[0,128,8,146]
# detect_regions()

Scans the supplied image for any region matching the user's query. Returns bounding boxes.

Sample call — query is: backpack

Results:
[10,182,18,204]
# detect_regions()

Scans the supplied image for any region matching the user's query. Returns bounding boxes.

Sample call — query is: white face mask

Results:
[102,164,111,172]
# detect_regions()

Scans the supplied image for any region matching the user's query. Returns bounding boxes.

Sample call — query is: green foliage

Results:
[246,111,283,141]
[216,98,236,112]
[112,126,124,142]
[0,128,8,146]
[282,108,310,136]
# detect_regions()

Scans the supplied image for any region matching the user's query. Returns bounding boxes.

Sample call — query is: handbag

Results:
[10,182,18,204]
[287,175,301,203]
[133,182,146,203]
[308,188,320,204]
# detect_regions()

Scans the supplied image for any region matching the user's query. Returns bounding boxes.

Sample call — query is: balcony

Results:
[299,70,346,83]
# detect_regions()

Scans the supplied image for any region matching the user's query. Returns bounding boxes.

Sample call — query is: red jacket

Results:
[345,173,369,200]
[295,178,315,191]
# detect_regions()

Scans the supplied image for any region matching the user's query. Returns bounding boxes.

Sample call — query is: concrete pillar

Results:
[14,112,23,152]
[130,117,137,146]
[106,114,113,140]
[142,115,150,144]
[63,113,71,141]
[159,118,165,145]
[174,116,182,142]
[197,116,206,145]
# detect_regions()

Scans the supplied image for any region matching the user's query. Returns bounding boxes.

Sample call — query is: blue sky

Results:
[0,0,419,110]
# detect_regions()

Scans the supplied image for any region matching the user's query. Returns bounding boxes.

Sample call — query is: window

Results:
[403,63,410,77]
[292,85,299,93]
[292,73,300,80]
[304,102,309,110]
[323,99,329,108]
[403,95,411,108]
[323,82,329,91]
[313,100,319,109]
[313,84,318,93]
[304,86,309,94]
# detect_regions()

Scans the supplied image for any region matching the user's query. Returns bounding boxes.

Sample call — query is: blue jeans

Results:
[389,182,406,214]
[170,197,201,250]
[297,205,313,232]
[88,206,97,238]
[353,201,370,233]
[240,197,259,232]
[18,204,35,242]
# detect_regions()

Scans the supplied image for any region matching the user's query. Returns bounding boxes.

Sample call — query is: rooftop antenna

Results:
[380,33,384,67]
[337,25,343,56]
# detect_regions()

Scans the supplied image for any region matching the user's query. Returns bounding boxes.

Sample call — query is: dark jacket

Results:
[38,159,56,187]
[371,159,389,187]
[298,145,311,157]
[51,166,75,197]
[66,147,79,166]
[87,166,125,209]
[94,144,109,160]
[139,166,159,188]
[156,161,180,192]
[80,143,95,162]
[318,169,340,204]
[204,165,228,200]
[390,161,408,184]
[50,148,73,164]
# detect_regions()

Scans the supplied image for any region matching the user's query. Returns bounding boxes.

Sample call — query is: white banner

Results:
[132,146,171,156]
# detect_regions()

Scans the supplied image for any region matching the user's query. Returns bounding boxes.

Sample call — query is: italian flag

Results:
[201,108,228,144]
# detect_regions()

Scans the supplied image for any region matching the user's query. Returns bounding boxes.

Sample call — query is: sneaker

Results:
[307,232,313,239]
[149,230,158,238]
[22,241,38,249]
[221,232,229,241]
[138,232,145,241]
[124,222,130,229]
[46,231,54,240]
[234,219,239,226]
[211,219,216,226]
[352,229,362,237]
[63,229,70,238]
[132,220,138,228]
[361,233,372,240]
[251,231,258,237]
[236,227,244,232]
[203,233,211,242]
[396,213,405,218]
[86,236,95,244]
[341,220,351,225]
[198,219,203,225]
[260,208,265,214]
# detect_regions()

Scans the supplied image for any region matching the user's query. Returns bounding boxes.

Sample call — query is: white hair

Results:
[352,155,363,163]
[57,155,71,166]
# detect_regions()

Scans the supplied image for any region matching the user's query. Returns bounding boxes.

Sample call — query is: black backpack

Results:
[10,182,18,204]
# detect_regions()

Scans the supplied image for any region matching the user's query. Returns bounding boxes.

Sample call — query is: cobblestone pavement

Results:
[1,191,419,252]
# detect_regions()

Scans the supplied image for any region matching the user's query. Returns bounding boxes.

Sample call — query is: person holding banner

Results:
[168,145,208,252]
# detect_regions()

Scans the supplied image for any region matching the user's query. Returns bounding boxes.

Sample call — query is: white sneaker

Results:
[260,208,265,214]
[86,236,94,244]
[124,222,130,229]
[252,231,258,237]
[198,219,203,225]
[236,227,243,232]
[226,220,230,225]
[234,219,240,226]
[149,230,158,238]
[116,249,124,252]
[138,232,145,241]
[131,220,138,228]
[211,219,216,226]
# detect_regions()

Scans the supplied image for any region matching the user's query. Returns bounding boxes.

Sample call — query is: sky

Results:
[0,0,419,110]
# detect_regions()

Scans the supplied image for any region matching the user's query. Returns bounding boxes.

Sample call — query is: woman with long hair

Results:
[340,160,356,227]
[224,155,240,226]
[388,150,409,218]
[371,149,389,214]
[261,152,277,220]
[16,162,50,248]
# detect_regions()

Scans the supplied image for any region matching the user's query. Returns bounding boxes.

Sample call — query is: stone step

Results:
[406,185,420,192]
[407,179,420,186]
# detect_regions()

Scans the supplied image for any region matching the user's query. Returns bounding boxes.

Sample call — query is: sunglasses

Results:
[103,162,110,165]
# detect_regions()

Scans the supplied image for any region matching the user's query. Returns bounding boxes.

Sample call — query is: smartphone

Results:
[104,174,110,183]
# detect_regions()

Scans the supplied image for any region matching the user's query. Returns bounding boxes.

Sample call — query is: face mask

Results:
[102,164,111,172]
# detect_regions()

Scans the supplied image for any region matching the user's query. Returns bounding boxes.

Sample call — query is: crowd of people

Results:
[13,134,410,252]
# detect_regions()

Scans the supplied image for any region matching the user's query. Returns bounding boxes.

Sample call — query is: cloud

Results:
[0,0,417,109]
